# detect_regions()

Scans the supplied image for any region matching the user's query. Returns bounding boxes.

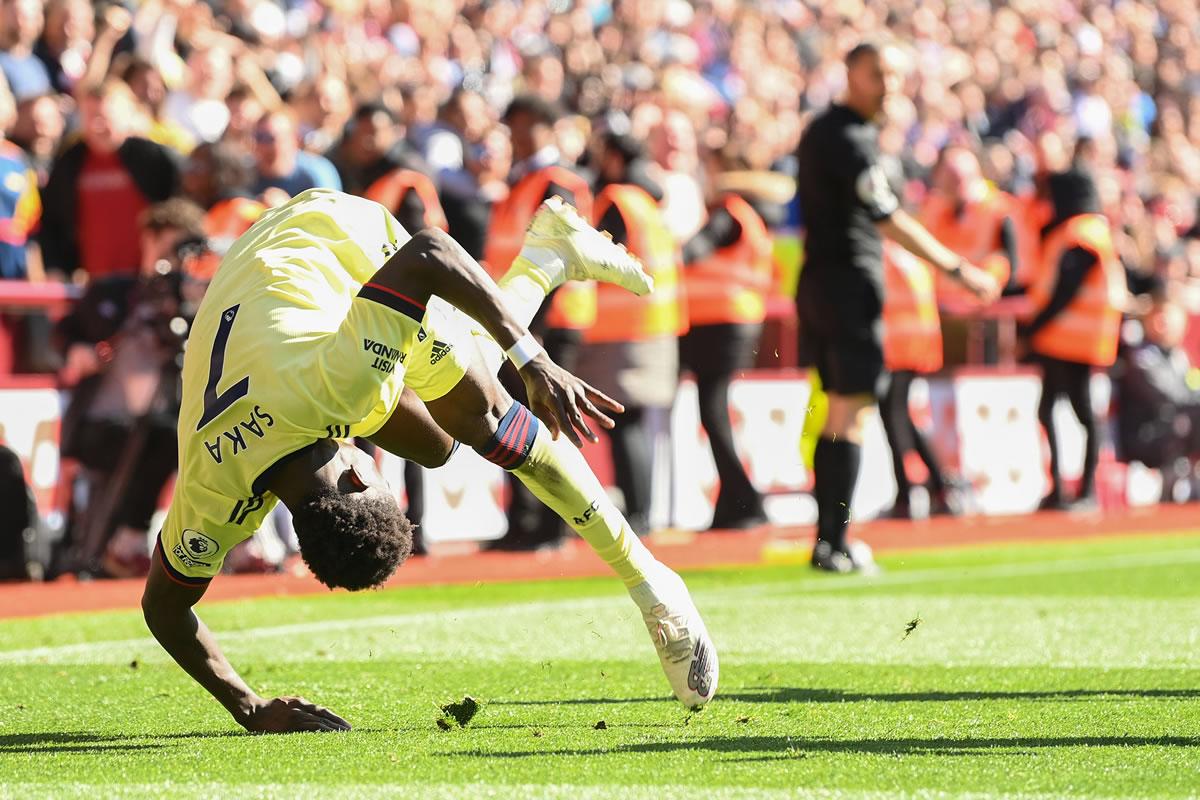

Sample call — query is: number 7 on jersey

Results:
[197,304,250,430]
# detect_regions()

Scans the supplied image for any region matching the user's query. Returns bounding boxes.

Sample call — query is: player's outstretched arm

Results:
[375,228,622,445]
[141,557,350,734]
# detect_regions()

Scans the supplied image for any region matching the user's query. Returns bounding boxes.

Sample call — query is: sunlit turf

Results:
[2,533,1199,799]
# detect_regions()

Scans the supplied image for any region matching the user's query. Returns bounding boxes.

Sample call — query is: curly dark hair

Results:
[291,490,413,590]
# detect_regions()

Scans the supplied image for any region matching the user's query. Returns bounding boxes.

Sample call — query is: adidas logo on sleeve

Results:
[430,340,453,364]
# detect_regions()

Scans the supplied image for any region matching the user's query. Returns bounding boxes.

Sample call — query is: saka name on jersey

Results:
[158,189,423,584]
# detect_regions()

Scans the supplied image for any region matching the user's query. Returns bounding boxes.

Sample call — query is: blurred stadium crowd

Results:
[1,0,1200,579]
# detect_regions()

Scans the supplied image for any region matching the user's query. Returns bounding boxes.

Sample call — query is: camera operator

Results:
[56,198,207,577]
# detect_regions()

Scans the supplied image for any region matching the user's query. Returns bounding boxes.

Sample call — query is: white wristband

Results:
[506,333,545,369]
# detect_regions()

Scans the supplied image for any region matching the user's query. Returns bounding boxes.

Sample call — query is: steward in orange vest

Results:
[573,131,684,534]
[682,193,773,328]
[881,241,941,375]
[587,182,687,344]
[678,179,781,529]
[364,168,448,233]
[484,96,596,335]
[880,240,964,517]
[1020,169,1126,510]
[920,147,1019,309]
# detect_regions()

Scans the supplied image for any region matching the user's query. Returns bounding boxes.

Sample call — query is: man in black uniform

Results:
[795,41,1000,573]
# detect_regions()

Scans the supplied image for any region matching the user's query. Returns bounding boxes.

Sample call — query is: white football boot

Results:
[633,567,719,709]
[521,196,655,295]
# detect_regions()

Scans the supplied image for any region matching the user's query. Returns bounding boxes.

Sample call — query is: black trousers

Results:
[605,406,653,534]
[879,370,947,498]
[680,322,764,522]
[69,416,178,532]
[1037,356,1099,499]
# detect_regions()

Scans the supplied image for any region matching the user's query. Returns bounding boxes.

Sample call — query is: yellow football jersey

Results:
[159,189,429,584]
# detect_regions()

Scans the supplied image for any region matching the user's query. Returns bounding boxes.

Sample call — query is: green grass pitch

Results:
[2,533,1199,799]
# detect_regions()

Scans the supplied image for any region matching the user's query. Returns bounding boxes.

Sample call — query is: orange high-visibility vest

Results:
[882,241,942,374]
[585,184,687,344]
[1015,192,1052,288]
[205,197,267,253]
[1027,214,1125,367]
[684,194,774,326]
[922,185,1012,308]
[485,166,596,330]
[364,168,448,231]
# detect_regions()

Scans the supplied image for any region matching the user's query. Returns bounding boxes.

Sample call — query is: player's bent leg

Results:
[363,203,651,380]
[423,361,719,708]
[368,387,457,469]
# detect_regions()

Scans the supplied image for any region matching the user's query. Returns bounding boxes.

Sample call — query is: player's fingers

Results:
[295,712,341,732]
[583,383,624,415]
[555,392,583,447]
[577,393,615,430]
[564,387,597,443]
[533,397,561,440]
[298,721,339,733]
[309,705,352,729]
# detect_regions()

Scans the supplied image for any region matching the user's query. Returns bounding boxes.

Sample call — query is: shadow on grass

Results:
[0,727,398,751]
[0,730,245,753]
[491,687,1200,706]
[442,734,1200,760]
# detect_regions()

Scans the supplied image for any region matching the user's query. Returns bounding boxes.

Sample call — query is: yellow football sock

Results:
[512,423,659,587]
[498,245,564,323]
[471,249,562,375]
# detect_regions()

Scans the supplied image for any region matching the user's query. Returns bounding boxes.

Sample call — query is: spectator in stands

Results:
[1020,170,1127,512]
[1114,281,1200,502]
[251,109,341,199]
[524,50,566,104]
[181,141,264,252]
[121,57,194,156]
[0,72,41,281]
[296,75,354,156]
[39,78,180,281]
[9,91,62,185]
[71,3,130,104]
[429,90,504,259]
[0,0,52,102]
[34,0,94,96]
[580,130,683,536]
[222,84,266,160]
[164,43,235,145]
[331,102,432,203]
[182,141,252,212]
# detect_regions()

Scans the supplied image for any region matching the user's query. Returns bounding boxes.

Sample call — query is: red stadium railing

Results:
[0,280,82,312]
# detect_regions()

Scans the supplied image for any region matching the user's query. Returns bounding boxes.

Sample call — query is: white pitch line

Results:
[2,546,1198,664]
[0,595,627,663]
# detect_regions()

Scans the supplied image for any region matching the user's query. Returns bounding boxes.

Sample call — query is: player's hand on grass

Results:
[240,696,351,734]
[520,352,625,447]
[957,262,1001,304]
